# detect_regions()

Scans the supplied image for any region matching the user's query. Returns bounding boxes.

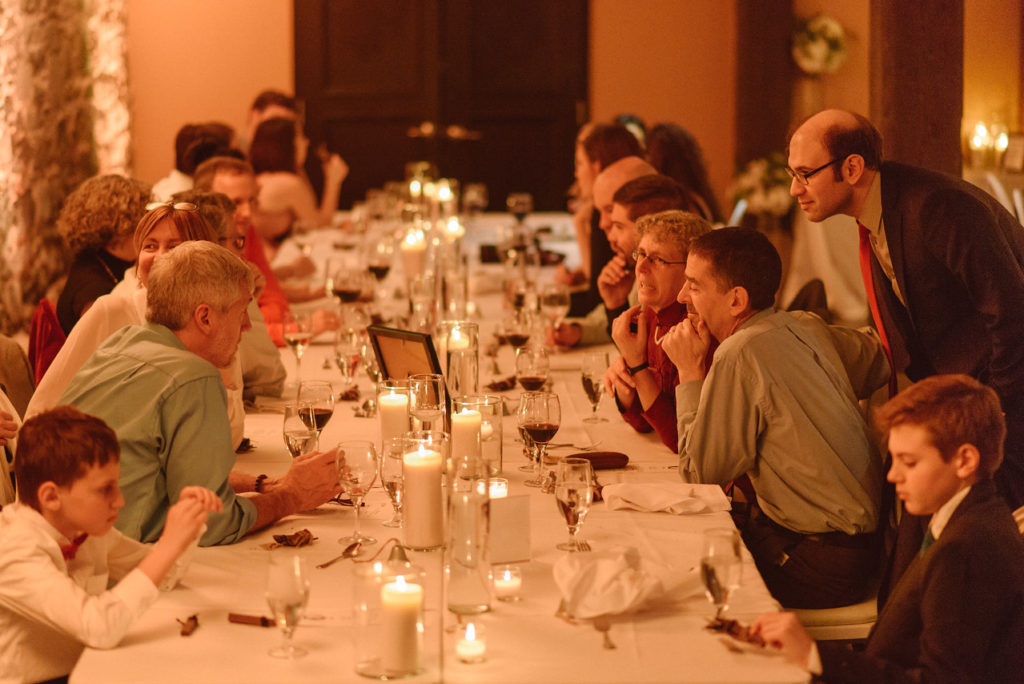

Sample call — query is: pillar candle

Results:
[402,446,444,549]
[379,390,410,446]
[401,233,427,280]
[451,408,481,466]
[380,575,423,675]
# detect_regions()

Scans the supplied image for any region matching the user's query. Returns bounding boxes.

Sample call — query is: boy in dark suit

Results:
[752,374,1024,683]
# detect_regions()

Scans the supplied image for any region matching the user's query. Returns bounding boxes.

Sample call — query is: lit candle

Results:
[409,179,422,199]
[402,446,444,549]
[492,565,522,601]
[456,622,486,663]
[380,575,423,675]
[448,327,471,350]
[480,420,494,441]
[379,390,410,446]
[488,478,508,499]
[451,408,482,469]
[400,230,427,280]
[444,216,465,240]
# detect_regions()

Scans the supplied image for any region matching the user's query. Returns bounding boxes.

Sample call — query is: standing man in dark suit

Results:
[786,109,1024,512]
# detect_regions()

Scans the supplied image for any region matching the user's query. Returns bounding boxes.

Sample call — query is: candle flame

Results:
[395,575,407,589]
[465,623,476,640]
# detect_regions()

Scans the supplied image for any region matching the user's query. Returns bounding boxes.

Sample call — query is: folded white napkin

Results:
[553,546,667,619]
[602,482,731,515]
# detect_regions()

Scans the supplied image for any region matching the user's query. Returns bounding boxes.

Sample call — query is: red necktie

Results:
[60,533,88,561]
[858,222,897,397]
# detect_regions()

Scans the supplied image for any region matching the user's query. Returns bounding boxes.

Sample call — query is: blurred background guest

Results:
[646,122,723,224]
[151,122,236,202]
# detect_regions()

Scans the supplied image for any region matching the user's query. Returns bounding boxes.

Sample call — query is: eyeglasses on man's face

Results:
[785,157,846,185]
[631,249,685,269]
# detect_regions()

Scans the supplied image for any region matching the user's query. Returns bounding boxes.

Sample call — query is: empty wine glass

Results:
[701,528,742,619]
[409,373,445,431]
[297,381,335,449]
[518,391,559,488]
[265,553,310,659]
[335,328,361,388]
[379,437,404,528]
[516,392,539,473]
[515,345,549,392]
[282,402,318,458]
[555,457,594,551]
[282,311,313,386]
[580,351,609,423]
[336,440,379,546]
[540,283,571,332]
[359,337,383,384]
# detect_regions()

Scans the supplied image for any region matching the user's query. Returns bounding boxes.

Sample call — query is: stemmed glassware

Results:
[359,336,383,384]
[701,528,742,619]
[505,309,533,348]
[409,373,445,431]
[334,327,361,388]
[282,402,318,458]
[580,351,609,423]
[265,553,310,659]
[506,192,534,224]
[379,437,404,528]
[516,392,539,473]
[515,345,549,392]
[517,391,560,488]
[336,440,379,546]
[540,283,571,335]
[297,381,334,449]
[282,311,313,386]
[555,457,594,551]
[367,237,394,286]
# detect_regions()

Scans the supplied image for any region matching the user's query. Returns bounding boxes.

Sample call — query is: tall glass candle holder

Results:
[401,431,449,551]
[377,380,411,453]
[354,556,426,679]
[455,395,503,477]
[446,321,479,399]
[447,477,491,616]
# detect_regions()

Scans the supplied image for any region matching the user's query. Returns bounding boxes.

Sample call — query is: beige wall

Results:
[127,0,293,184]
[964,0,1021,133]
[589,0,737,207]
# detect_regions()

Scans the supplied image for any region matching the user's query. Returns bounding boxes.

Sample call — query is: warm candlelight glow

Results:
[456,622,486,663]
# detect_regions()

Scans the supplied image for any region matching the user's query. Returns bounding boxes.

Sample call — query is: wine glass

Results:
[540,283,571,333]
[409,373,445,431]
[516,392,539,473]
[506,192,534,224]
[359,336,383,384]
[368,236,394,285]
[515,345,549,392]
[555,457,594,551]
[505,309,533,348]
[282,402,318,458]
[518,391,560,488]
[336,440,379,546]
[701,528,742,619]
[332,265,364,306]
[580,351,609,423]
[334,328,361,388]
[297,381,335,449]
[379,437,404,528]
[265,553,310,659]
[282,311,313,386]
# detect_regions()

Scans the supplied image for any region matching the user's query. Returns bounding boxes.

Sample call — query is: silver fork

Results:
[593,615,616,649]
[575,539,592,552]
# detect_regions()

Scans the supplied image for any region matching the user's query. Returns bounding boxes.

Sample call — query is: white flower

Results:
[792,14,848,75]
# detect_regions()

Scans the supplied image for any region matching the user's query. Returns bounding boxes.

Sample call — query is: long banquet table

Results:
[71,215,807,684]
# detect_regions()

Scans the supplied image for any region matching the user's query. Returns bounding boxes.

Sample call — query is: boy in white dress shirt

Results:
[0,406,220,683]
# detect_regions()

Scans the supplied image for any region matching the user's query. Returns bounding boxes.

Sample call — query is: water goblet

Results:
[334,328,361,387]
[379,437,404,528]
[518,391,559,488]
[581,351,609,423]
[515,345,549,392]
[336,440,379,546]
[265,553,310,659]
[282,311,313,386]
[540,283,571,333]
[282,402,318,458]
[555,457,594,551]
[701,528,742,619]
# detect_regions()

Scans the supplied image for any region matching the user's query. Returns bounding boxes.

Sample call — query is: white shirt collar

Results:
[929,485,972,540]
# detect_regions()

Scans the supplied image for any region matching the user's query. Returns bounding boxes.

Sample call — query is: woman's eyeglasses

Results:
[631,249,685,269]
[145,201,198,211]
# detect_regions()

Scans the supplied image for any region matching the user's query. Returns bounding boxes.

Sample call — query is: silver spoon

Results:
[315,540,362,569]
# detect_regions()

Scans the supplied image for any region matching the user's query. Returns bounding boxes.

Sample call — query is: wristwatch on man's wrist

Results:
[627,360,649,376]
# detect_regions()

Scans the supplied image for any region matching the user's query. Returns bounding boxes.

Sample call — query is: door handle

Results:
[444,124,482,141]
[406,121,437,139]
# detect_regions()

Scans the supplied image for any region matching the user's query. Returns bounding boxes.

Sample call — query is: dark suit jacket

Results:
[871,162,1024,507]
[820,480,1024,684]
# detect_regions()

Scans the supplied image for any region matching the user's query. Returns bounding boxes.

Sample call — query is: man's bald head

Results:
[788,109,882,180]
[593,156,658,229]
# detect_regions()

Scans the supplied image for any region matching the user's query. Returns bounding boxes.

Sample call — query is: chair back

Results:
[786,278,831,323]
[28,299,66,385]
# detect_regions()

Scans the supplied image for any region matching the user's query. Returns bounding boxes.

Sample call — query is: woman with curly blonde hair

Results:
[54,174,151,335]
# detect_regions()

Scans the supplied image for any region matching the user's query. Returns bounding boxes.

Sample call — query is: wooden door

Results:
[294,0,587,211]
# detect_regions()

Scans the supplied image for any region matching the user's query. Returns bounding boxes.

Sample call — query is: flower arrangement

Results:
[791,14,848,76]
[731,153,794,218]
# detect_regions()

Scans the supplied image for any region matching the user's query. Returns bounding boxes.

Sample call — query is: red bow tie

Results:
[60,533,89,561]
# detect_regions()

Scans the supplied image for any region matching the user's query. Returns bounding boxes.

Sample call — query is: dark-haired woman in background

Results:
[645,122,723,224]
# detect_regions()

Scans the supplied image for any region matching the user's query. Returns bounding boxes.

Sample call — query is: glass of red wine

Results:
[518,391,560,488]
[516,392,540,473]
[505,309,533,348]
[297,380,335,450]
[515,345,549,392]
